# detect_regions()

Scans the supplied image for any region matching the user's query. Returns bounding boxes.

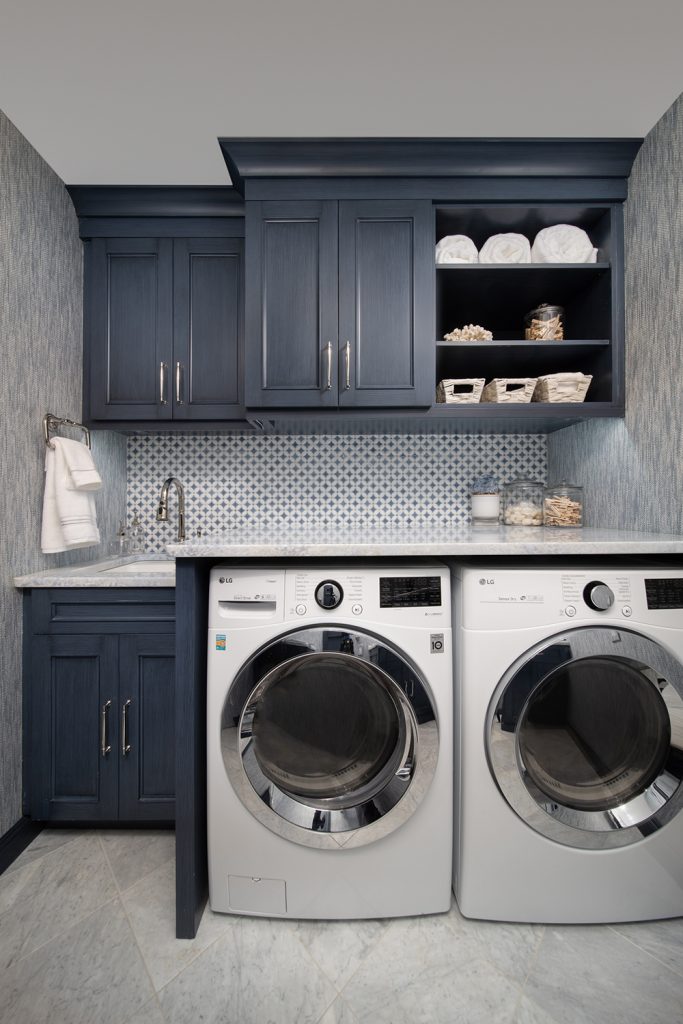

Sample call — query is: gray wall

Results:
[0,110,126,836]
[548,92,683,531]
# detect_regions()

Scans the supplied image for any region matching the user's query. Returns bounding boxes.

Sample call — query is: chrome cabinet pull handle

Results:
[344,340,351,390]
[100,700,112,757]
[175,361,184,405]
[159,362,168,405]
[324,342,333,390]
[121,699,132,757]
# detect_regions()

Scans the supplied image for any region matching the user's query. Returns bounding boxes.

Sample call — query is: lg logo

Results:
[479,578,495,586]
[218,577,233,584]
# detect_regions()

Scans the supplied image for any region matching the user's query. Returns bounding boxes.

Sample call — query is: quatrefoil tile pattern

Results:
[127,432,547,551]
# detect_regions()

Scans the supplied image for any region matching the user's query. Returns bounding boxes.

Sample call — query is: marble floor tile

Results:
[295,916,387,988]
[0,831,117,969]
[447,902,545,984]
[341,913,523,1024]
[122,858,233,991]
[0,898,154,1024]
[523,924,683,1024]
[98,829,175,893]
[122,998,166,1024]
[512,993,562,1024]
[158,915,337,1024]
[4,828,84,875]
[317,996,359,1024]
[611,917,683,978]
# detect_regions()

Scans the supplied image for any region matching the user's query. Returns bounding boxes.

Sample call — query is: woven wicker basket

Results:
[481,378,537,403]
[436,378,485,404]
[532,373,592,403]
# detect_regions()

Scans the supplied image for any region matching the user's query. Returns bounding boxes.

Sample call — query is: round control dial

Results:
[315,580,343,610]
[583,581,615,611]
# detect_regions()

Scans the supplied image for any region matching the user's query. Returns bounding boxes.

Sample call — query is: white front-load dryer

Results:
[207,563,452,919]
[453,564,683,924]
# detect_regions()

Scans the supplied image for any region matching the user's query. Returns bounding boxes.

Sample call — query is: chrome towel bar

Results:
[43,413,91,450]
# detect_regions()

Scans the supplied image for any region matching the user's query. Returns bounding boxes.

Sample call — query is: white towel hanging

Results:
[41,438,102,553]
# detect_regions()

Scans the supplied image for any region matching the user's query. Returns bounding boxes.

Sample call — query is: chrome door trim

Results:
[220,626,439,850]
[486,626,683,850]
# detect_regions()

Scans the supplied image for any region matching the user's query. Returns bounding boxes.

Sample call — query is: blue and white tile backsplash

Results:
[127,432,547,551]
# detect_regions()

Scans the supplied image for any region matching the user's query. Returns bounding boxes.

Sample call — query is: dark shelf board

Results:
[435,263,610,271]
[436,339,610,348]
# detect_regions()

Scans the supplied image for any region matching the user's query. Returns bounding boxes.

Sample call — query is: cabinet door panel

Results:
[245,201,338,407]
[88,238,173,420]
[173,238,244,420]
[30,636,118,821]
[338,200,434,407]
[119,635,175,821]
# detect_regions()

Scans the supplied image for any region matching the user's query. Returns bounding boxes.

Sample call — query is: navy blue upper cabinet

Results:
[85,235,244,422]
[245,199,434,408]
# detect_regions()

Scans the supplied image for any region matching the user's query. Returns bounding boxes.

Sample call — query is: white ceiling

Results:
[1,0,682,186]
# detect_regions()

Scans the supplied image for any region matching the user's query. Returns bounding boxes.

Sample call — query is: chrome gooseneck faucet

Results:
[156,477,186,542]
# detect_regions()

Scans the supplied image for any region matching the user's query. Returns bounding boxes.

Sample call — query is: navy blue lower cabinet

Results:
[118,635,176,820]
[26,589,175,824]
[30,634,120,822]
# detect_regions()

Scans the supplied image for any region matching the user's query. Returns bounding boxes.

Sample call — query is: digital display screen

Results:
[645,578,683,610]
[379,576,442,608]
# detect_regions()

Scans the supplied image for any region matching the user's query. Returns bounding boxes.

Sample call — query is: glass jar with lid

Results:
[543,482,583,527]
[502,479,544,526]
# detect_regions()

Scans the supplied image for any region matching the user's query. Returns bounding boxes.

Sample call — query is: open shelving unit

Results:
[432,204,624,424]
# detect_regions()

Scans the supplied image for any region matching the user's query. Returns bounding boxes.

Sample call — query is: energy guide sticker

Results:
[216,635,227,651]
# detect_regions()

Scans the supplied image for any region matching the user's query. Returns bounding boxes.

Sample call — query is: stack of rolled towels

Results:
[435,224,598,264]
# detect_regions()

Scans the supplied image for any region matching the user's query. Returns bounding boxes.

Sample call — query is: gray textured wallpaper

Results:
[548,92,683,531]
[0,110,127,837]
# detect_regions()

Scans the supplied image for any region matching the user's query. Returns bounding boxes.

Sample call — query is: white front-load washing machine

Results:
[207,563,452,919]
[453,565,683,924]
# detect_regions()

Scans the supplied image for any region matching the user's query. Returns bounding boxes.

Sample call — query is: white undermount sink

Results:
[100,560,175,575]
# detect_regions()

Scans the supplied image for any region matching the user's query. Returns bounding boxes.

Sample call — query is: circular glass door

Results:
[487,627,683,849]
[220,628,439,849]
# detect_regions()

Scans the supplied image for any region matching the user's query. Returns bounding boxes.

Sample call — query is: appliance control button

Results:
[565,605,577,617]
[583,581,615,611]
[351,603,363,615]
[622,605,633,617]
[295,603,307,616]
[315,580,343,610]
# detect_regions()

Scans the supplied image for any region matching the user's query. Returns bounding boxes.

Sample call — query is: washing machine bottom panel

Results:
[208,750,452,920]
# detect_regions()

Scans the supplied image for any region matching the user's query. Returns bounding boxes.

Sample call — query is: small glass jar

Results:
[503,479,544,526]
[470,474,500,526]
[543,482,583,527]
[524,303,564,341]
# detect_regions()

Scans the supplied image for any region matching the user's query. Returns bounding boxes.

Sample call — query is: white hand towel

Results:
[531,224,598,264]
[435,235,478,264]
[479,232,531,264]
[41,438,102,554]
[57,436,102,490]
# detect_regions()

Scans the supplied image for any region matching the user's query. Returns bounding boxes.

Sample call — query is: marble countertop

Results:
[14,554,176,588]
[167,526,683,558]
[14,528,683,587]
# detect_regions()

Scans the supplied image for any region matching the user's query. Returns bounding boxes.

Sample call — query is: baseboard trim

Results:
[0,817,42,875]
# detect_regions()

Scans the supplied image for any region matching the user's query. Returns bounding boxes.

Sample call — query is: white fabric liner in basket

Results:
[532,373,592,402]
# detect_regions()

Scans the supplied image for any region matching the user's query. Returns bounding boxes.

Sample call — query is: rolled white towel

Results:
[435,234,478,264]
[531,224,598,264]
[479,233,531,264]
